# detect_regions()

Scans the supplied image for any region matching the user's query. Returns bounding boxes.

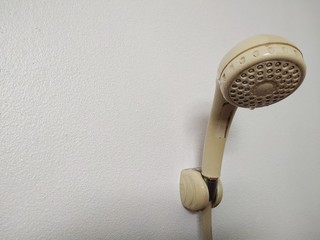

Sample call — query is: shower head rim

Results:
[217,34,303,79]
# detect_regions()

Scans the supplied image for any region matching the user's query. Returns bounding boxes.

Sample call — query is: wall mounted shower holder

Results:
[179,168,223,211]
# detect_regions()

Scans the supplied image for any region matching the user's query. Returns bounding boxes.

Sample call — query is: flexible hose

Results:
[200,204,213,240]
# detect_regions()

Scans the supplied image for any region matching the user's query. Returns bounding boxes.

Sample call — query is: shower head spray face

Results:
[201,34,306,179]
[218,35,306,109]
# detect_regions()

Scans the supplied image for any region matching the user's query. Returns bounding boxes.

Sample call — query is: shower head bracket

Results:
[179,168,223,211]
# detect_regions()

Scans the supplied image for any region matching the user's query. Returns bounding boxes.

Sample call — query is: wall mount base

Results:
[179,168,223,211]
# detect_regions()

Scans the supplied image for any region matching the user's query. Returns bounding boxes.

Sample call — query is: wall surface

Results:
[1,1,320,239]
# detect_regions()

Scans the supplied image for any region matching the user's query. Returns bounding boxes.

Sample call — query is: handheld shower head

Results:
[201,34,306,179]
[218,34,306,109]
[180,34,307,212]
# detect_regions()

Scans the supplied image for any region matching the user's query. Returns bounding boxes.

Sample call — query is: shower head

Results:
[180,34,307,211]
[201,34,306,179]
[217,34,306,109]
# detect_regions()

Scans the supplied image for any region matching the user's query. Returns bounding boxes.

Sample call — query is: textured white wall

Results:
[1,1,320,239]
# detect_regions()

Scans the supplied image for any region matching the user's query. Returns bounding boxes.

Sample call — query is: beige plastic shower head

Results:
[202,34,306,179]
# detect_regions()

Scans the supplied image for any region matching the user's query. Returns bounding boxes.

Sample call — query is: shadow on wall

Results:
[187,102,209,167]
[186,100,239,168]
